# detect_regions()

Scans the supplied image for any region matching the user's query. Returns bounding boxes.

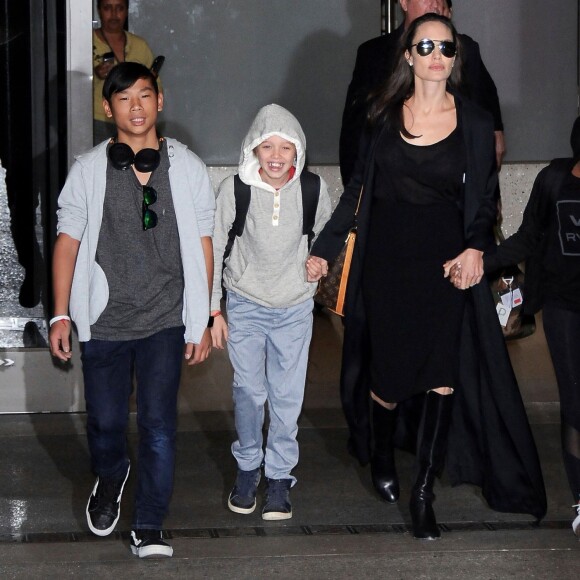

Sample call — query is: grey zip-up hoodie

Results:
[211,104,331,310]
[57,138,215,344]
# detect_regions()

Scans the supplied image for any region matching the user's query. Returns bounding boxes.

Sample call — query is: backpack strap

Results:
[300,170,321,249]
[224,174,252,261]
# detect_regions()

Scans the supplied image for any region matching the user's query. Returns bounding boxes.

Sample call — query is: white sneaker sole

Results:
[228,497,257,514]
[227,472,261,514]
[86,463,131,537]
[131,543,173,558]
[262,510,292,521]
[573,512,580,538]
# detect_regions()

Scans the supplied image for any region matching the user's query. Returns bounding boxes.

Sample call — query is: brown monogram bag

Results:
[314,187,363,316]
[314,229,356,316]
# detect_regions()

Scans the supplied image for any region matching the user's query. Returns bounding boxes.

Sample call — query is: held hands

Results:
[49,319,73,362]
[184,328,212,366]
[306,255,328,282]
[443,248,484,290]
[210,315,229,350]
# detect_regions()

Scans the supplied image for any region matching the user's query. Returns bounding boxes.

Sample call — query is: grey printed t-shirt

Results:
[91,141,184,340]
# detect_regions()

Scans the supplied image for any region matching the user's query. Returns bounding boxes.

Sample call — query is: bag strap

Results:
[354,186,364,217]
[350,185,364,233]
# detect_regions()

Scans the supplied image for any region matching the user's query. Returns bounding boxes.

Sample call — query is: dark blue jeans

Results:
[81,326,184,530]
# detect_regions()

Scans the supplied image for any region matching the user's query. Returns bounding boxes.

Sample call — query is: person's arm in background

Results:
[339,33,397,187]
[460,34,505,168]
[339,42,375,187]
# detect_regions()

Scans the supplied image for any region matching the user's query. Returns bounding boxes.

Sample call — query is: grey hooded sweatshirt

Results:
[211,104,331,311]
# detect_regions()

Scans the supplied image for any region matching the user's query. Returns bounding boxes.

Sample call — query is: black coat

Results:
[340,26,504,185]
[313,96,547,521]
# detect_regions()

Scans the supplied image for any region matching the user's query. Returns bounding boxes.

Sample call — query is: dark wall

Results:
[453,0,578,161]
[124,0,577,164]
[128,0,378,165]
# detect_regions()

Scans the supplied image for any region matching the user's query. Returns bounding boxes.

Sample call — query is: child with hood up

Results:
[210,104,331,520]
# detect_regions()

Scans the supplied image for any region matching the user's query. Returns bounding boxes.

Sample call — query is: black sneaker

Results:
[130,529,173,558]
[227,467,261,514]
[86,463,130,537]
[262,478,292,521]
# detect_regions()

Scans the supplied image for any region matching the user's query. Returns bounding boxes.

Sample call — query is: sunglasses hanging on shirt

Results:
[108,141,161,173]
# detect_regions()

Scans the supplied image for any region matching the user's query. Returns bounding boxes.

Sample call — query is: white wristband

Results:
[50,315,71,327]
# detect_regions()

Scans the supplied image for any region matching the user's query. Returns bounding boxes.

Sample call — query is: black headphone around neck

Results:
[108,139,163,173]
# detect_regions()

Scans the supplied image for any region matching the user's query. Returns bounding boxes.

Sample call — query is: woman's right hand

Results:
[210,315,229,349]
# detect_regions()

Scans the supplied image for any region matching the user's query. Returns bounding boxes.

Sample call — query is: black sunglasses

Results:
[411,38,457,58]
[142,185,158,230]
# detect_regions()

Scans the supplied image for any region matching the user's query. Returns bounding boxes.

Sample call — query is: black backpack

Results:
[223,170,321,263]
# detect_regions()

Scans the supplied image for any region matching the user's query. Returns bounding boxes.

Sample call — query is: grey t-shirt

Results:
[91,141,184,340]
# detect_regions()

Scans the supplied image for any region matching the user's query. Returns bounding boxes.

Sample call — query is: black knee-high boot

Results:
[371,400,399,503]
[410,390,454,540]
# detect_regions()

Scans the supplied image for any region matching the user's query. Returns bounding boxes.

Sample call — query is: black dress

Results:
[362,118,467,402]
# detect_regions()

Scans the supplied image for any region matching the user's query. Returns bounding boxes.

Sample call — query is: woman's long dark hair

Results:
[368,13,462,137]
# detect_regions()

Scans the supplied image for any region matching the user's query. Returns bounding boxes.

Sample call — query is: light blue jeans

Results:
[226,291,313,484]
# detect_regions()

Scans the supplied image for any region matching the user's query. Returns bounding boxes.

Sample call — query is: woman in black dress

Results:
[307,13,546,539]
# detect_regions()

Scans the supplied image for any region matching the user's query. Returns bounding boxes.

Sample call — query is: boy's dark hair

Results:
[102,62,158,101]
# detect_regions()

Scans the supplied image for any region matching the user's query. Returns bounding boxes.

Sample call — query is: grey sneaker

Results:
[228,467,261,514]
[86,462,130,537]
[262,478,292,521]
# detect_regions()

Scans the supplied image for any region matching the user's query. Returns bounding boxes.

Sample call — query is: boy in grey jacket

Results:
[49,63,215,558]
[210,104,331,520]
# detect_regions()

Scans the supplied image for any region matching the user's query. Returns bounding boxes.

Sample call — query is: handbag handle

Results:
[349,186,364,236]
[354,186,364,217]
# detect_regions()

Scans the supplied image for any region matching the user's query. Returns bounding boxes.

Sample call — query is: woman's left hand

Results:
[443,248,484,290]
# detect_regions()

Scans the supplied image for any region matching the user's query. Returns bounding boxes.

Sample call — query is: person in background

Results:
[340,0,505,187]
[210,104,331,521]
[50,63,215,558]
[462,116,580,540]
[93,0,159,144]
[309,13,545,540]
